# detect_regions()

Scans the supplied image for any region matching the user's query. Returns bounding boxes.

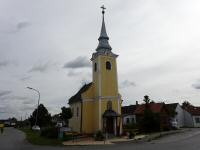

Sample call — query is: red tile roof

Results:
[135,103,165,114]
[184,106,200,116]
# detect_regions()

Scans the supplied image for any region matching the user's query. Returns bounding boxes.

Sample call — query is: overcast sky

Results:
[1,0,200,120]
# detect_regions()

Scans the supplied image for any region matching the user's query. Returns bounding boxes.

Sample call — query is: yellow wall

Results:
[69,54,122,134]
[93,55,118,97]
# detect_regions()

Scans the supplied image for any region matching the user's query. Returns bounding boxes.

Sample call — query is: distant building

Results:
[0,119,16,127]
[134,103,170,130]
[68,7,122,136]
[183,106,200,127]
[166,103,185,128]
[121,105,137,126]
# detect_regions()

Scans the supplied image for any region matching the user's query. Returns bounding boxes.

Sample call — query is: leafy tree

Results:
[182,101,192,108]
[139,107,160,133]
[29,104,51,127]
[143,95,150,104]
[9,117,17,122]
[60,107,72,126]
[139,95,160,133]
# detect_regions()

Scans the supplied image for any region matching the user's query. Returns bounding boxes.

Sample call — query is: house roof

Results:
[121,105,137,115]
[166,103,178,112]
[135,103,165,114]
[68,82,92,104]
[184,106,200,116]
[166,103,178,109]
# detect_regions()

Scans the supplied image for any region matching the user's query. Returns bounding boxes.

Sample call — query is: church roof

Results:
[103,109,120,118]
[68,82,92,104]
[96,6,112,51]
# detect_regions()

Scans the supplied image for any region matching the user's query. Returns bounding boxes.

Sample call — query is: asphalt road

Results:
[1,127,200,150]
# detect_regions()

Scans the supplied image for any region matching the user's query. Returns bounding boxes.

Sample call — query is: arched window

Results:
[94,63,97,72]
[107,101,112,110]
[106,61,111,70]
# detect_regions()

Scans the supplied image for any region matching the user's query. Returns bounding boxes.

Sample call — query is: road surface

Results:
[0,127,200,150]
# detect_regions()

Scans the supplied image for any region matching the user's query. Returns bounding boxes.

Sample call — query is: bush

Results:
[40,127,58,139]
[94,130,105,141]
[123,123,137,129]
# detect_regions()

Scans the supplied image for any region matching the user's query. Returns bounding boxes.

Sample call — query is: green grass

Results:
[19,128,62,146]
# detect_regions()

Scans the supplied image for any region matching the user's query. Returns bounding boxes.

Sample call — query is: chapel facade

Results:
[68,7,122,136]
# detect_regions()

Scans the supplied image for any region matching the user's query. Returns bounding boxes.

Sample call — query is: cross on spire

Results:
[96,5,112,51]
[101,5,106,14]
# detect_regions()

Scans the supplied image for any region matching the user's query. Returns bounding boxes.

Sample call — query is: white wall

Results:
[122,115,136,125]
[183,109,194,127]
[175,104,185,127]
[193,116,200,127]
[68,102,82,133]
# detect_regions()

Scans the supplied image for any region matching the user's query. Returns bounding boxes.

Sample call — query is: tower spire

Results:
[96,5,112,51]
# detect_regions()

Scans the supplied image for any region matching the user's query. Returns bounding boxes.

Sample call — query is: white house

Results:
[166,103,185,128]
[183,106,200,127]
[121,105,137,125]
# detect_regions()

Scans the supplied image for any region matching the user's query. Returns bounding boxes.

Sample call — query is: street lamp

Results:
[27,87,40,127]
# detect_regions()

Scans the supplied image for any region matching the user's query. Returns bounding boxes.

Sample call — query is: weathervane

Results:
[101,5,106,14]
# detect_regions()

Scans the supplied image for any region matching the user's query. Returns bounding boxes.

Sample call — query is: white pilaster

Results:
[98,56,102,130]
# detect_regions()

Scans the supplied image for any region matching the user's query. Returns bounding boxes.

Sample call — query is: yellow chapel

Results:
[68,6,122,136]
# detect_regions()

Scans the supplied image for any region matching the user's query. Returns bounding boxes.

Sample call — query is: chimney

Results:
[136,101,139,105]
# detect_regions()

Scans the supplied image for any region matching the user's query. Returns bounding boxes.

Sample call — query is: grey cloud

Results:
[16,21,31,30]
[63,56,91,69]
[2,21,31,34]
[29,61,55,73]
[192,81,200,89]
[0,95,29,102]
[0,61,9,67]
[0,61,14,68]
[67,70,80,77]
[11,96,29,100]
[0,90,12,97]
[21,105,34,111]
[22,99,34,105]
[20,76,32,81]
[120,80,136,89]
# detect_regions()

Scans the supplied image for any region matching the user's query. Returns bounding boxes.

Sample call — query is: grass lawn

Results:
[19,128,63,146]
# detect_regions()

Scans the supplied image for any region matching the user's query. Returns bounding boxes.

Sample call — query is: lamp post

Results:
[27,87,40,126]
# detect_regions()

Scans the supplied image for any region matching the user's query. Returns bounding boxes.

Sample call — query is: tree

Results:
[139,108,160,133]
[182,101,192,108]
[143,95,150,104]
[60,107,72,126]
[29,104,51,127]
[139,95,160,132]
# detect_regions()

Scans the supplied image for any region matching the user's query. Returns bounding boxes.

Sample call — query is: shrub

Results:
[40,127,58,139]
[94,130,105,141]
[123,123,137,129]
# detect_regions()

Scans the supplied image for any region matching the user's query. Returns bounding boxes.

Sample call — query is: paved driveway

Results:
[1,127,200,150]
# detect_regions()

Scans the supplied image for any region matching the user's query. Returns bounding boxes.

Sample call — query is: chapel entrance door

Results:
[106,117,114,134]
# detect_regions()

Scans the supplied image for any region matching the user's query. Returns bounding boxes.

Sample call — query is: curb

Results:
[144,129,186,142]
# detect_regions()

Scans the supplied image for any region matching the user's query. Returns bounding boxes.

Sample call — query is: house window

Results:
[195,117,200,123]
[94,63,97,72]
[76,107,79,117]
[126,118,130,124]
[106,61,111,70]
